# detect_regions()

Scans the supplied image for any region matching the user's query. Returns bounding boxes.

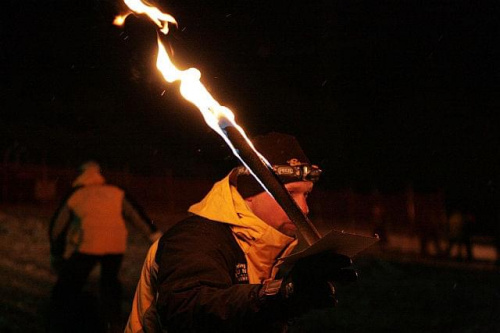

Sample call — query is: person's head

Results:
[234,132,321,237]
[73,160,105,187]
[78,160,101,174]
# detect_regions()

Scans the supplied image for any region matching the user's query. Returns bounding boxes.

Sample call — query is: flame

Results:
[115,0,273,182]
[114,0,177,34]
[156,39,236,138]
[113,13,130,26]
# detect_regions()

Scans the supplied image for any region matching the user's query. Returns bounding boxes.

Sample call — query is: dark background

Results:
[2,1,499,228]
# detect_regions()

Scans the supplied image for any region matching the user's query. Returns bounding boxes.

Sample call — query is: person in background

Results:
[446,208,474,261]
[125,132,357,333]
[461,210,475,261]
[48,161,162,333]
[416,206,444,258]
[371,203,388,250]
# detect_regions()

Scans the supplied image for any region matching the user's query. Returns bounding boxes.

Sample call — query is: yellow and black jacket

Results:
[126,174,298,332]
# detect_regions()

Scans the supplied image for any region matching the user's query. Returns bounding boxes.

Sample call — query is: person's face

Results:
[244,181,313,237]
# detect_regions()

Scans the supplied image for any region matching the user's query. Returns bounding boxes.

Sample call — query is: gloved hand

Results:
[50,255,65,274]
[279,251,357,314]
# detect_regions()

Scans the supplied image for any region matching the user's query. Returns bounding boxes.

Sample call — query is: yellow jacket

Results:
[50,166,157,257]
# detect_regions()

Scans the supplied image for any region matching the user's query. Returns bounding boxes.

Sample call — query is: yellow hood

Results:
[189,174,297,283]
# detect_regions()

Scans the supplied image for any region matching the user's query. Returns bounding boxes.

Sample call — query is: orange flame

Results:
[113,12,130,26]
[114,0,177,34]
[115,0,272,172]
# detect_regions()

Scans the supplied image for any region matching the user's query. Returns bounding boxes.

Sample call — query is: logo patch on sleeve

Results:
[235,263,249,283]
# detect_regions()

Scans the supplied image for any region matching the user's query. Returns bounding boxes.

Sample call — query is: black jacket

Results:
[155,215,289,332]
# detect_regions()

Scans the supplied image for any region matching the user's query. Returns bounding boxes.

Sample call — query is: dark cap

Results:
[235,132,321,198]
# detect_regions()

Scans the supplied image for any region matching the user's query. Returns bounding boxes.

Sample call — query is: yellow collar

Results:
[189,174,297,283]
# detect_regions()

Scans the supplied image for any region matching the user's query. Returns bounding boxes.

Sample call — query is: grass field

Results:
[1,204,499,332]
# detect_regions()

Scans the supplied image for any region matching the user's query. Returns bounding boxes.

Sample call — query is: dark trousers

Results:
[48,252,124,332]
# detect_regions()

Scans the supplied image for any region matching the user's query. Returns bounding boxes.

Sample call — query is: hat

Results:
[234,132,321,198]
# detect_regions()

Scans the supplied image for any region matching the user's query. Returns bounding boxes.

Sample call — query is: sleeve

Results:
[155,221,287,332]
[49,202,72,257]
[122,194,158,236]
[125,241,162,333]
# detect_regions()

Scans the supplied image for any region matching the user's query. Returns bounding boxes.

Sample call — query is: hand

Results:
[280,252,357,313]
[288,251,358,286]
[50,255,65,274]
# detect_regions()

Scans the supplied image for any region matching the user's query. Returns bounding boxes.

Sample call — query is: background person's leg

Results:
[100,254,124,331]
[49,252,98,332]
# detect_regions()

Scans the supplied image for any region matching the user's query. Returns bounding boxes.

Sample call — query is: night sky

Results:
[2,1,500,215]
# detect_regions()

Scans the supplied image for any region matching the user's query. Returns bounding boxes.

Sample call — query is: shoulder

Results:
[169,215,232,236]
[157,215,242,261]
[161,215,235,248]
[156,215,247,286]
[103,184,125,194]
[59,186,82,203]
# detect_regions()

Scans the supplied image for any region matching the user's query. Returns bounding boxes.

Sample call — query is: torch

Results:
[114,1,322,246]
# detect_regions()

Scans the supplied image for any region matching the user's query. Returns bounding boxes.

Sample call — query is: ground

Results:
[1,204,499,332]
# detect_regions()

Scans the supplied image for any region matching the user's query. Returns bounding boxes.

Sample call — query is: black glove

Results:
[279,251,357,314]
[50,255,66,274]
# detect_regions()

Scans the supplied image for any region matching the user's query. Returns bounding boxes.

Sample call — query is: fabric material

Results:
[235,132,312,198]
[49,202,74,258]
[153,173,299,331]
[156,216,289,332]
[188,174,297,283]
[49,165,157,256]
[125,240,162,333]
[252,132,311,165]
[67,184,128,254]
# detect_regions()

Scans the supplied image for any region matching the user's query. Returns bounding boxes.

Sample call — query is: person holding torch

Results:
[126,132,357,332]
